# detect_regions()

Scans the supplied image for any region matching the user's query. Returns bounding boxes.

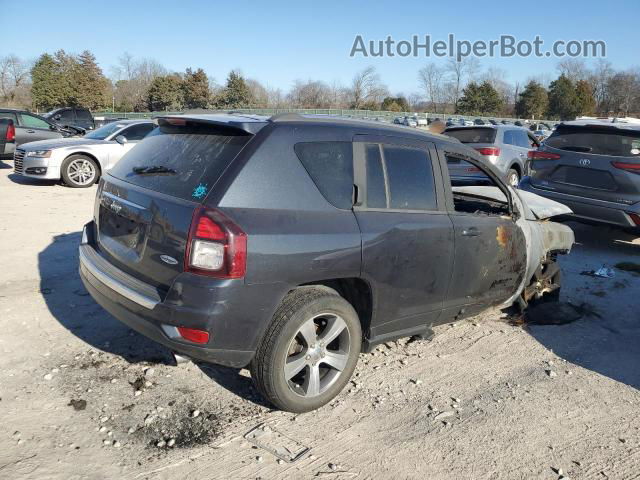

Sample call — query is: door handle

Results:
[461,227,480,237]
[27,130,35,133]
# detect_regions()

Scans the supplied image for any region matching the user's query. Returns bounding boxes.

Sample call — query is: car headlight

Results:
[26,150,52,158]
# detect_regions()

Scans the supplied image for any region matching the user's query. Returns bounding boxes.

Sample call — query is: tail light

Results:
[612,161,640,173]
[528,151,561,160]
[628,213,640,226]
[475,147,500,156]
[5,121,15,142]
[185,207,247,278]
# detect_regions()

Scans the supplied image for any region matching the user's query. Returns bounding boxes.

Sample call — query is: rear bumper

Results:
[519,177,640,230]
[79,222,287,368]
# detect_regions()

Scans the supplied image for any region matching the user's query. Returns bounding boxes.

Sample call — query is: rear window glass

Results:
[76,109,93,120]
[294,142,354,209]
[109,121,251,201]
[546,128,640,157]
[383,145,437,210]
[445,128,497,144]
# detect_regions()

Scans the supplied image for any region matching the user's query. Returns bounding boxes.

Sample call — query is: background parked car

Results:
[44,107,95,131]
[444,125,540,186]
[403,116,418,127]
[0,108,71,158]
[520,120,640,232]
[533,129,552,141]
[14,119,155,187]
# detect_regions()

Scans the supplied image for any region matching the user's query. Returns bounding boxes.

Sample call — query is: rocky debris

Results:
[434,411,455,421]
[68,399,87,411]
[256,455,263,462]
[191,409,201,418]
[546,369,558,379]
[43,373,53,381]
[329,463,338,471]
[410,379,423,385]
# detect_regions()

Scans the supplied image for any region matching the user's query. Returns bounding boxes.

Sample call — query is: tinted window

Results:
[0,112,18,123]
[76,109,93,121]
[445,128,497,144]
[295,142,354,209]
[59,110,74,123]
[365,144,386,208]
[546,128,640,157]
[383,145,436,210]
[109,121,252,201]
[20,113,50,129]
[120,123,155,141]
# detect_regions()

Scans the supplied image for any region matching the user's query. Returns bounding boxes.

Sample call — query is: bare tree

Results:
[445,57,480,109]
[288,79,334,108]
[606,70,640,116]
[349,66,388,109]
[590,59,614,113]
[0,54,30,106]
[418,63,444,111]
[246,78,269,107]
[479,66,512,109]
[110,53,168,111]
[556,58,589,82]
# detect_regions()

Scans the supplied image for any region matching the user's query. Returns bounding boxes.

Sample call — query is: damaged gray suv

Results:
[79,113,574,412]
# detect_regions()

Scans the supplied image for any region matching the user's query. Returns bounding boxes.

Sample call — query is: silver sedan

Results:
[13,119,156,187]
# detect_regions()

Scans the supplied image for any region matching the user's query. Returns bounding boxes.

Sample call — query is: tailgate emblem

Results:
[579,158,591,166]
[160,255,179,265]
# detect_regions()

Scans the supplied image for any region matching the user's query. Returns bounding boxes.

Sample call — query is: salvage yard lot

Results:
[0,162,639,479]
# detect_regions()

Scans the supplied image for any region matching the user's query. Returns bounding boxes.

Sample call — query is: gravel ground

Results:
[0,161,639,480]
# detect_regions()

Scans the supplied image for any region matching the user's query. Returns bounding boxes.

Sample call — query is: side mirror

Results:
[115,135,128,145]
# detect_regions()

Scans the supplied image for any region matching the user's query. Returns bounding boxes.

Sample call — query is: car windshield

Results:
[84,122,126,140]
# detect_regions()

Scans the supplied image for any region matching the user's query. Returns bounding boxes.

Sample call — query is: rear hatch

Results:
[444,127,497,182]
[94,117,260,293]
[529,124,640,204]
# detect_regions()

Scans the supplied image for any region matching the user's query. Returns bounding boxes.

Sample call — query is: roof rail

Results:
[269,113,305,122]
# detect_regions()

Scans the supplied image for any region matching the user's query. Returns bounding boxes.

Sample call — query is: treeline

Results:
[1,51,639,120]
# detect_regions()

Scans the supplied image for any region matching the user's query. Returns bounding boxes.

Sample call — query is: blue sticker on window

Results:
[192,184,208,199]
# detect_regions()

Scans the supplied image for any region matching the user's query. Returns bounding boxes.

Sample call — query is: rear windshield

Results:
[444,128,497,144]
[108,121,251,201]
[546,127,640,157]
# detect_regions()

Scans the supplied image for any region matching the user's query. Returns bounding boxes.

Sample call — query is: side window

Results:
[382,145,437,210]
[0,112,18,123]
[76,109,92,121]
[59,110,75,124]
[446,154,510,216]
[20,114,50,129]
[295,141,354,209]
[364,144,387,208]
[516,131,531,148]
[120,123,155,141]
[503,130,515,146]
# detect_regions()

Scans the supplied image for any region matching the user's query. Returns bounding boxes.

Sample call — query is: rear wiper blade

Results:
[132,165,177,175]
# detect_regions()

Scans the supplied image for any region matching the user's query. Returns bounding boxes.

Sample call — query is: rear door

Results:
[353,135,454,338]
[96,119,254,292]
[530,124,640,204]
[17,113,61,144]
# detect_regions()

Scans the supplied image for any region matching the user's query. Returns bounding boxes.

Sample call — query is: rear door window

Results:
[515,130,532,148]
[295,142,354,209]
[119,123,155,141]
[0,112,18,123]
[546,128,640,157]
[503,130,516,146]
[20,113,50,129]
[108,121,252,201]
[444,128,497,144]
[382,145,437,210]
[364,144,387,208]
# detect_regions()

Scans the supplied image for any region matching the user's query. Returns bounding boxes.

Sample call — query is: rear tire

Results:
[507,168,520,188]
[250,287,361,413]
[61,154,99,188]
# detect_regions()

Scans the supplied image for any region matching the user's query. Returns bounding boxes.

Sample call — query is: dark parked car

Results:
[0,108,67,158]
[520,121,640,232]
[79,113,574,412]
[44,107,95,131]
[473,119,486,125]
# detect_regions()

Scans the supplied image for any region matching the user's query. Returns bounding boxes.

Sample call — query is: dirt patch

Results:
[138,405,223,449]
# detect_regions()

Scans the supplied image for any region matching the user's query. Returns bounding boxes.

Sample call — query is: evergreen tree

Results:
[575,79,596,116]
[182,68,209,109]
[547,74,579,120]
[381,96,410,112]
[457,81,502,115]
[216,70,253,108]
[515,81,548,119]
[74,50,109,110]
[147,74,184,111]
[477,81,503,114]
[31,53,70,111]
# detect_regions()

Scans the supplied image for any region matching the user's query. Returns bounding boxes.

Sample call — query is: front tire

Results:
[61,154,99,188]
[250,287,361,413]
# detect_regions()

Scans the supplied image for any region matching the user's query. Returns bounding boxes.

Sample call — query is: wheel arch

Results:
[63,151,102,177]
